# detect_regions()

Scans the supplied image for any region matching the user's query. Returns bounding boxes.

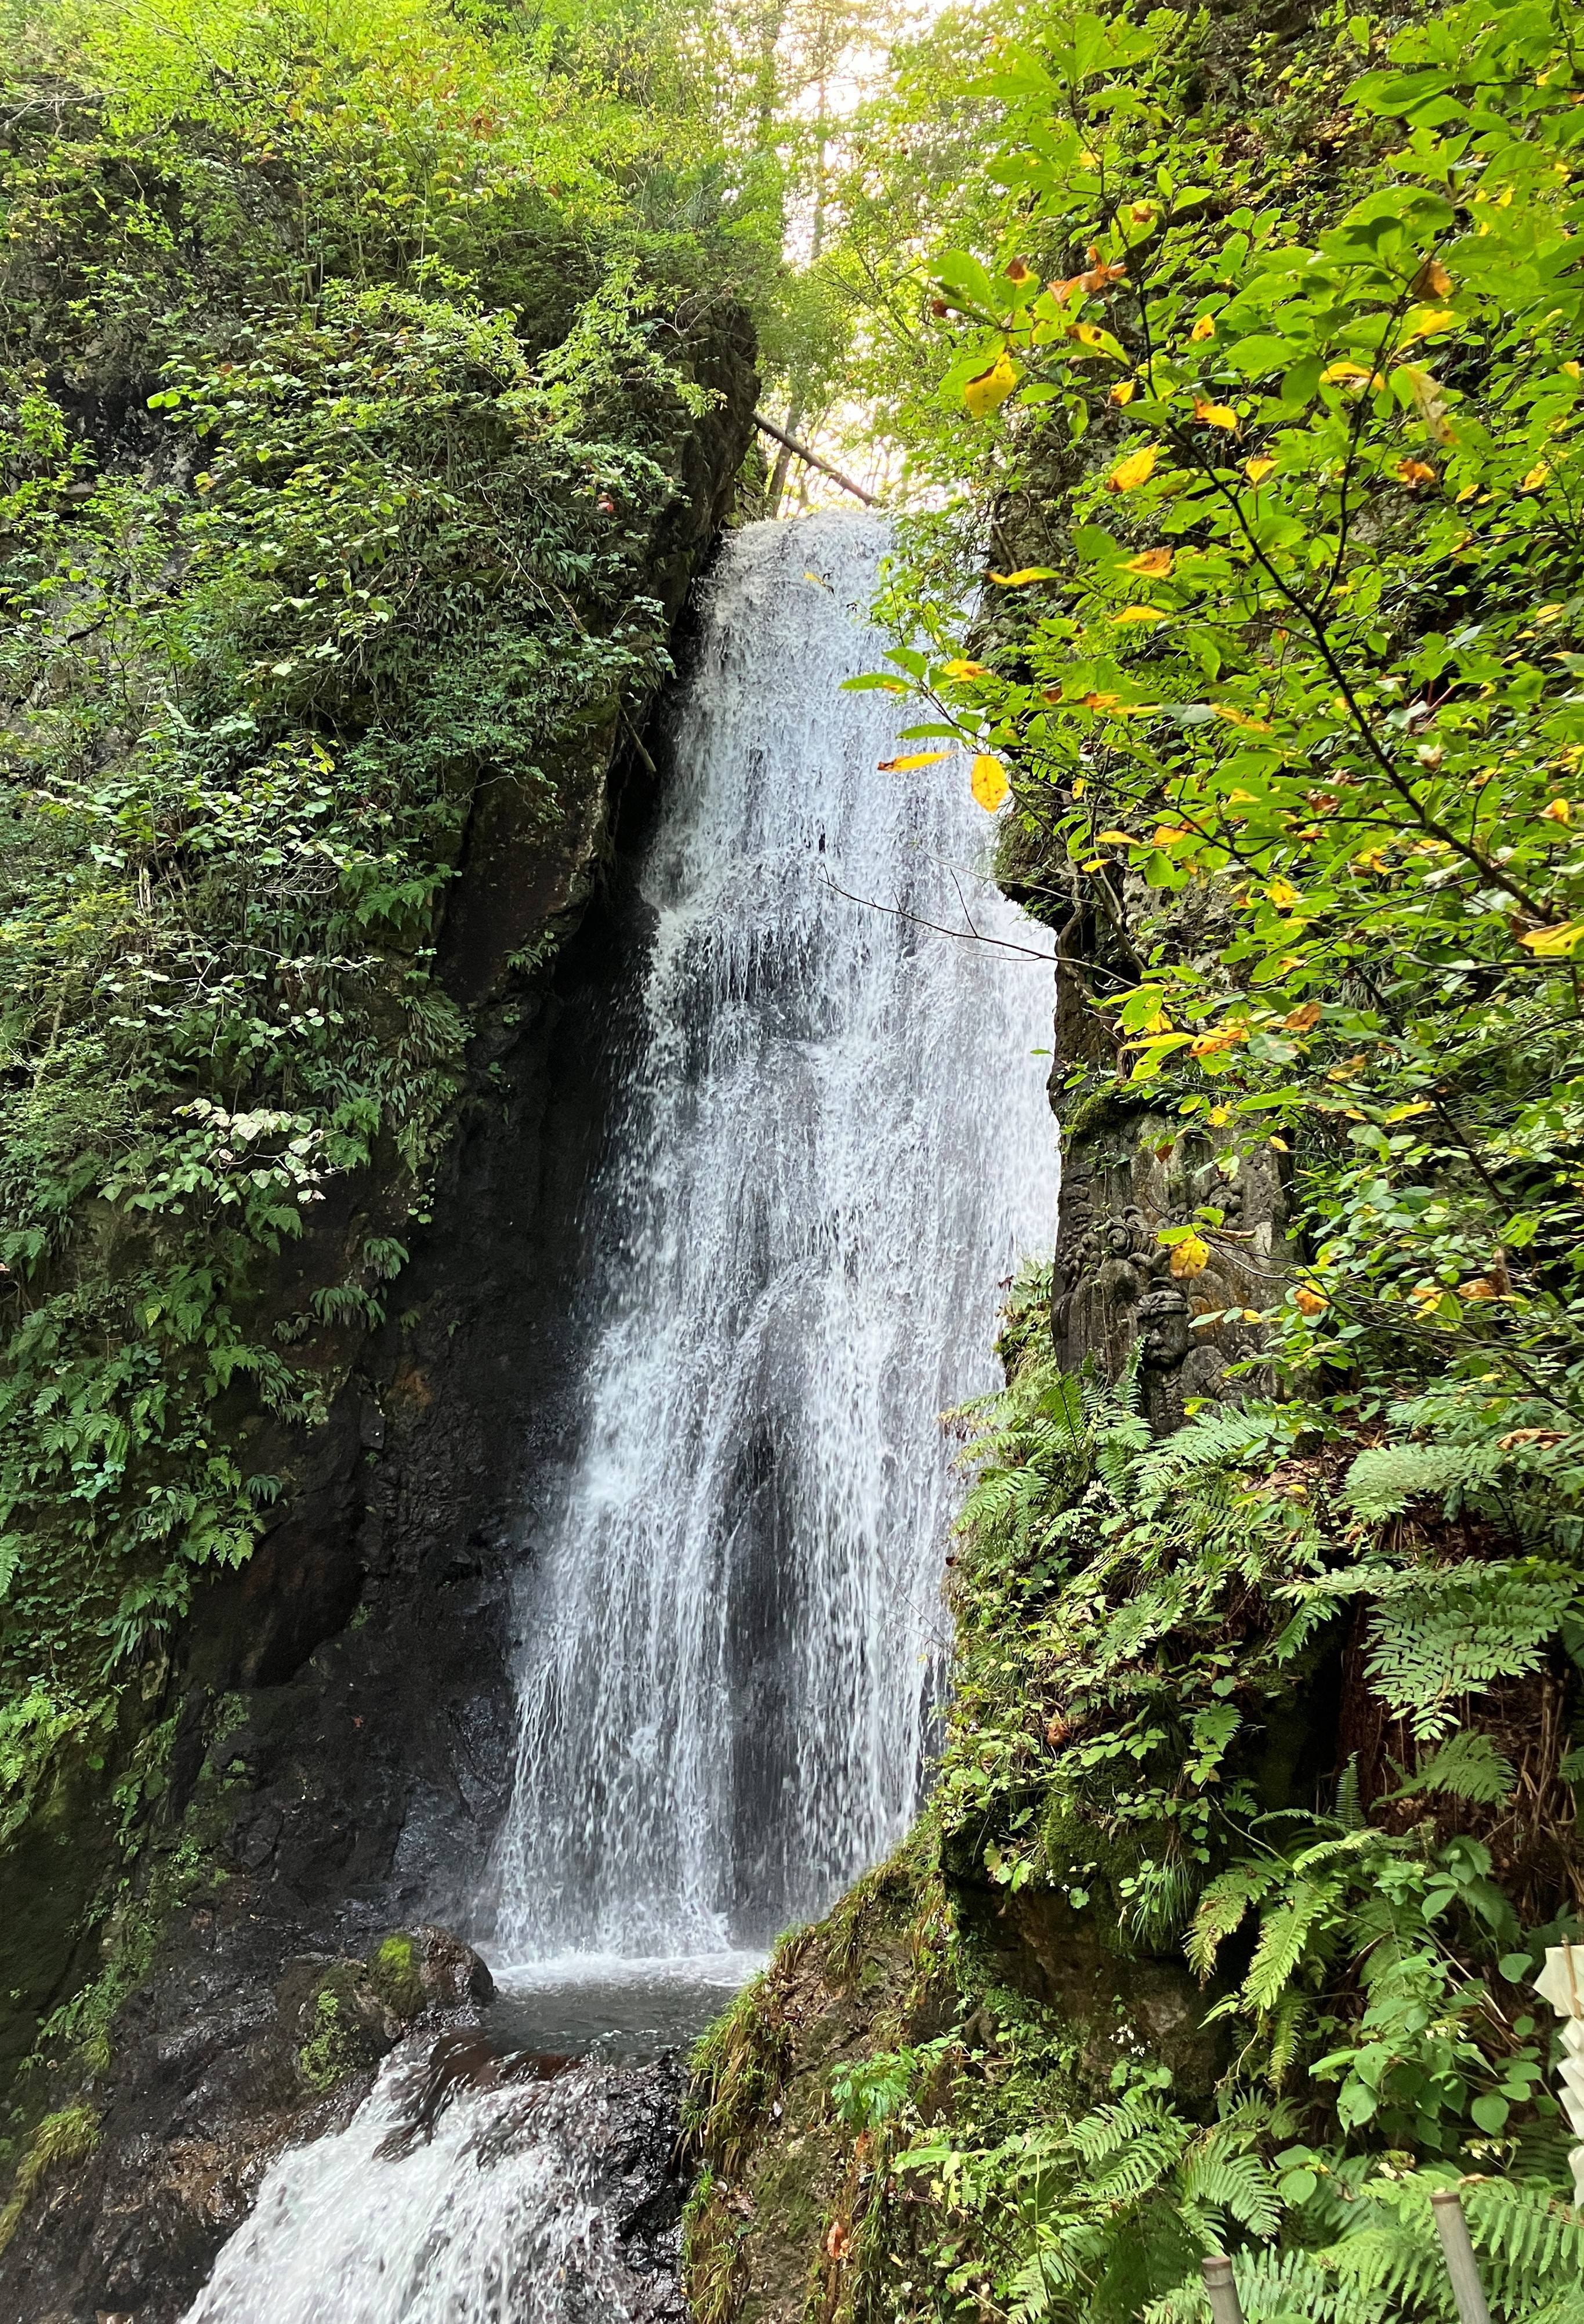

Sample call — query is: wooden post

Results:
[1430,2190,1494,2324]
[1202,2254,1245,2324]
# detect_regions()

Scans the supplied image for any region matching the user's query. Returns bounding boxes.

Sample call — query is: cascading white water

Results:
[183,2053,674,2324]
[489,510,1054,1962]
[179,509,1056,2324]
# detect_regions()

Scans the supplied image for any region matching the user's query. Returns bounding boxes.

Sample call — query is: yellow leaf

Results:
[1213,704,1271,731]
[1266,877,1299,908]
[1107,443,1160,492]
[943,658,989,679]
[1394,458,1438,486]
[1542,797,1572,822]
[1459,1277,1498,1301]
[1193,396,1239,432]
[1126,548,1175,577]
[1110,379,1137,405]
[1190,316,1216,342]
[1413,258,1453,297]
[1244,456,1276,484]
[1191,1024,1249,1057]
[1078,694,1120,712]
[1169,1232,1211,1278]
[878,752,949,771]
[1565,361,1582,381]
[803,570,831,588]
[1321,360,1373,384]
[1094,828,1139,845]
[1522,462,1552,491]
[1283,1002,1321,1032]
[1405,307,1456,338]
[1520,921,1584,955]
[1293,1284,1327,1316]
[988,567,1059,586]
[971,753,1010,810]
[1112,604,1169,624]
[964,349,1020,418]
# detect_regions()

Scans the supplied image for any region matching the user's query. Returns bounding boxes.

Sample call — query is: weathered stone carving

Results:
[1050,997,1291,1430]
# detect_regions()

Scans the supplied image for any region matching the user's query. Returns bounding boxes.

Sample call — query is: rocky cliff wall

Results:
[0,314,756,2324]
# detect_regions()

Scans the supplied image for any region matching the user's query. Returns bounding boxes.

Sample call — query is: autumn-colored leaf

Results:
[963,349,1019,418]
[1110,379,1137,405]
[1112,604,1169,624]
[1395,459,1438,486]
[1413,257,1453,297]
[1266,877,1299,908]
[878,752,949,771]
[1213,704,1271,731]
[971,754,1010,810]
[1459,1277,1499,1301]
[1190,316,1216,342]
[988,567,1059,586]
[1107,443,1160,492]
[1293,1285,1328,1317]
[1003,256,1038,286]
[1522,462,1552,491]
[1520,921,1584,955]
[1542,797,1572,823]
[1078,246,1127,292]
[943,658,988,679]
[1192,395,1239,431]
[1284,1002,1322,1032]
[1126,548,1175,577]
[1191,1024,1249,1057]
[1244,456,1276,484]
[1170,1232,1212,1278]
[1321,360,1376,386]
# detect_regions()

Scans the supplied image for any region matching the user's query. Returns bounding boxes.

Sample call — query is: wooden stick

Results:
[1430,2191,1494,2324]
[1202,2255,1245,2324]
[753,412,878,507]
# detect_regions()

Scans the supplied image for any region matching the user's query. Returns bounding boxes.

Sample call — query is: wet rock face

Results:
[171,2047,691,2324]
[2,1928,495,2324]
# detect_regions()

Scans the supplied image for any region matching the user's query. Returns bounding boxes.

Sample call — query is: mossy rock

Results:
[366,1931,425,2020]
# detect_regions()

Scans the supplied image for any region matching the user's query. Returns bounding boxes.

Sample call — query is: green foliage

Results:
[0,0,767,1854]
[870,0,1584,1424]
[0,2105,97,2260]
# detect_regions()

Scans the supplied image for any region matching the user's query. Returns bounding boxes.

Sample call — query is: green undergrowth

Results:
[0,0,766,1858]
[0,2104,98,2262]
[686,1295,1584,2318]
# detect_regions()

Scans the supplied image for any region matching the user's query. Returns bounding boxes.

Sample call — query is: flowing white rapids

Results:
[183,2055,675,2324]
[489,510,1055,1960]
[179,509,1056,2324]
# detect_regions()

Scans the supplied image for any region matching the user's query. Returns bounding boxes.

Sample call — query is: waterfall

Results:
[183,2054,685,2324]
[179,510,1055,2324]
[488,510,1054,1962]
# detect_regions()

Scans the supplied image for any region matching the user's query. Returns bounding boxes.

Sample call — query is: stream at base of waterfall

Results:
[182,512,1056,2324]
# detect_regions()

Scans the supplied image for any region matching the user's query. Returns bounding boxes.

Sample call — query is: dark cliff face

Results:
[0,316,756,2324]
